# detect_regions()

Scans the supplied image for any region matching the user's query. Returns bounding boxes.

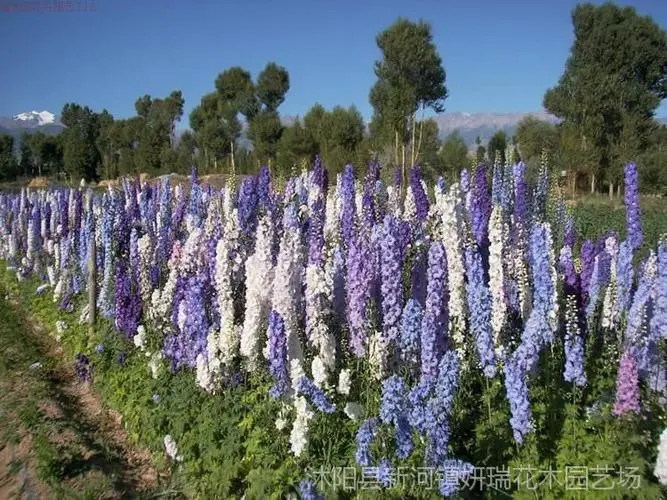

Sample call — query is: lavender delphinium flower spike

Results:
[341,165,357,248]
[380,375,413,459]
[464,246,497,378]
[613,347,641,416]
[380,215,403,344]
[424,350,460,466]
[400,298,422,371]
[650,239,667,340]
[504,353,533,443]
[512,162,528,228]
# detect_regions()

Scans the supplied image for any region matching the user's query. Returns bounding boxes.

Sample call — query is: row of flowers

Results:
[0,159,665,497]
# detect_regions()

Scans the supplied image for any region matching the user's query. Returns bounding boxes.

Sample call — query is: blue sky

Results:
[2,0,667,128]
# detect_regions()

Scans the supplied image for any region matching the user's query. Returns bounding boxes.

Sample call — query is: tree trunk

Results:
[401,142,406,192]
[394,130,399,169]
[230,141,235,176]
[570,170,576,199]
[609,181,614,199]
[415,115,424,166]
[410,111,417,167]
[617,183,622,198]
[590,173,596,194]
[214,156,218,172]
[88,226,96,338]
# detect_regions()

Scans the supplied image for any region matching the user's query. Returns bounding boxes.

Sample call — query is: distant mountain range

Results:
[429,111,560,148]
[0,110,64,145]
[3,110,667,151]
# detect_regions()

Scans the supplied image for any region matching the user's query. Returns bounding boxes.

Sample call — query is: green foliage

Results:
[60,103,102,182]
[277,119,317,174]
[439,133,469,180]
[370,17,447,169]
[301,103,366,174]
[487,130,507,166]
[0,133,19,181]
[544,2,667,193]
[515,116,559,168]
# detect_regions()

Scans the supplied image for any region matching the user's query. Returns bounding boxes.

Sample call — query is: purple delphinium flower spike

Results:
[296,376,335,413]
[409,166,429,222]
[267,310,289,398]
[355,418,379,467]
[298,480,323,500]
[421,241,448,384]
[624,163,643,251]
[347,235,373,357]
[439,460,475,497]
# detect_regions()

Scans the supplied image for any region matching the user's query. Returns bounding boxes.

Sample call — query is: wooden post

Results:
[88,227,96,337]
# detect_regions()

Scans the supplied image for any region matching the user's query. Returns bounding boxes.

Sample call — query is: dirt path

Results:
[0,289,178,499]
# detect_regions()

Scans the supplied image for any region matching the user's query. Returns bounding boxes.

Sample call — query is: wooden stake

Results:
[88,224,96,338]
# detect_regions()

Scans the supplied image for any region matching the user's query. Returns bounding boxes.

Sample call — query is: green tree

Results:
[175,130,197,175]
[133,91,184,175]
[0,135,19,181]
[440,132,469,178]
[18,132,34,177]
[248,111,284,167]
[247,63,290,166]
[417,119,442,180]
[544,2,667,193]
[95,110,115,179]
[476,145,486,165]
[190,92,234,173]
[60,103,102,182]
[370,18,447,176]
[328,106,365,169]
[277,119,317,174]
[25,132,63,178]
[515,116,559,167]
[487,130,507,166]
[255,63,290,112]
[304,104,329,156]
[215,66,256,170]
[302,104,366,173]
[112,118,141,176]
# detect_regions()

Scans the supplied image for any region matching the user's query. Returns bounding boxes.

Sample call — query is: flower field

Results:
[0,160,666,499]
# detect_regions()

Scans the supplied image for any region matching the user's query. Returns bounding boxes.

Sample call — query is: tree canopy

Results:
[544,2,667,192]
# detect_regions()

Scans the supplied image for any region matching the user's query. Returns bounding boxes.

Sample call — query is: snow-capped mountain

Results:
[0,110,64,148]
[12,110,57,127]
